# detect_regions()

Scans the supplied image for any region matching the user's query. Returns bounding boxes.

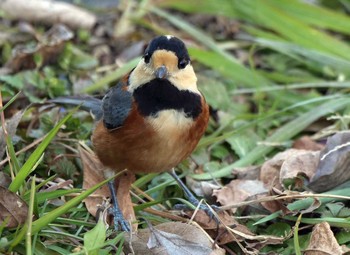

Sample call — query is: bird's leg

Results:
[107,180,130,232]
[168,168,218,220]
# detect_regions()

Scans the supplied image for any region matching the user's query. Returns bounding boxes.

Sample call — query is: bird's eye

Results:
[143,52,151,63]
[178,59,189,69]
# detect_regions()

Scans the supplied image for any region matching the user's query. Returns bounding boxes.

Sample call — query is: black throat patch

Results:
[133,79,202,119]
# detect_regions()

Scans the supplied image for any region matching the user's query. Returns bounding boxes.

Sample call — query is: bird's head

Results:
[128,35,199,94]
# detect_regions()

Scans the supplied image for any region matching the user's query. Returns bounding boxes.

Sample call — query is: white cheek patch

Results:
[128,61,154,92]
[168,65,200,94]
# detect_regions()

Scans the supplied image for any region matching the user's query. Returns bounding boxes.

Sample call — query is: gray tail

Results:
[48,96,103,120]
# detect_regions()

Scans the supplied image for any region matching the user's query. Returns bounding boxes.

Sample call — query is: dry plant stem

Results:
[0,136,45,167]
[143,207,187,222]
[131,184,167,210]
[130,190,148,204]
[220,193,350,210]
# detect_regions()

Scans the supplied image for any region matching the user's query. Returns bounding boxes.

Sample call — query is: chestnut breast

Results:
[92,99,209,174]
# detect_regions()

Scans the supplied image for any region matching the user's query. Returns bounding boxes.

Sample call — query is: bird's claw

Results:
[108,207,130,232]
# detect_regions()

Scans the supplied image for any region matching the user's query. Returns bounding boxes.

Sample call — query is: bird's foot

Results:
[107,180,130,232]
[108,205,130,232]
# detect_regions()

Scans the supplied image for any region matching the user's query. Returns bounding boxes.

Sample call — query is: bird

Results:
[49,35,211,232]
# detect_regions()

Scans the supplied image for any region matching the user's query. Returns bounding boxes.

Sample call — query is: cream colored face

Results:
[128,49,199,94]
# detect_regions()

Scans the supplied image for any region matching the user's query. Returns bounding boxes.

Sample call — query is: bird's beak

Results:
[155,65,168,79]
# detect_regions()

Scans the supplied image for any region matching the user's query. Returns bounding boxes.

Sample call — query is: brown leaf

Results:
[293,136,324,151]
[304,222,342,255]
[309,131,350,192]
[213,180,267,213]
[0,186,28,227]
[80,146,109,217]
[5,24,73,73]
[260,149,314,190]
[124,222,224,255]
[280,151,320,187]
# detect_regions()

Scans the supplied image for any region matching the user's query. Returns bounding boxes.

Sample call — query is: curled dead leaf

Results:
[260,149,318,190]
[280,151,320,188]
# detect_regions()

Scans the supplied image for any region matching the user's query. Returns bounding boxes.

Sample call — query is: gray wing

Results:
[102,82,133,130]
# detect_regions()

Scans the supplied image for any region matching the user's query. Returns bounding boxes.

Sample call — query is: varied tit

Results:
[50,35,211,231]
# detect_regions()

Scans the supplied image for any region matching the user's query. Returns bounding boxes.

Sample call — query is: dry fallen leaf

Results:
[0,186,28,227]
[213,180,267,213]
[260,149,316,190]
[124,222,225,255]
[80,146,109,217]
[280,151,320,187]
[304,222,342,255]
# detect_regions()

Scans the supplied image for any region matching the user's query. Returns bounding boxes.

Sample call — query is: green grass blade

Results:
[294,214,302,255]
[26,177,36,255]
[150,7,270,87]
[5,135,21,174]
[244,1,350,60]
[0,92,21,113]
[250,38,350,73]
[8,107,78,193]
[158,0,237,17]
[269,0,350,34]
[10,175,115,249]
